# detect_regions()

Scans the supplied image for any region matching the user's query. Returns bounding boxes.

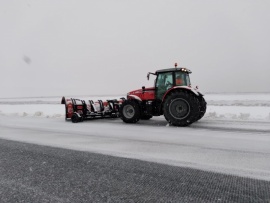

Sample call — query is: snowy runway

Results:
[0,93,270,181]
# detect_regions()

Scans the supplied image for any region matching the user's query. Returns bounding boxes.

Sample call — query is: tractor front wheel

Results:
[163,91,200,127]
[120,100,141,123]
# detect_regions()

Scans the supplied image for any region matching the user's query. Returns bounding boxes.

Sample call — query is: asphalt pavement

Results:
[0,138,269,203]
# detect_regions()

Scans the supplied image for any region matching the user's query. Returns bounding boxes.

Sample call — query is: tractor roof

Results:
[155,67,192,74]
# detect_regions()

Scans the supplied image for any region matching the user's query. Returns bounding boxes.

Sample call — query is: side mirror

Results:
[147,73,150,80]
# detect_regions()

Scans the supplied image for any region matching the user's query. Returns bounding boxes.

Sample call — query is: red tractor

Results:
[119,64,206,126]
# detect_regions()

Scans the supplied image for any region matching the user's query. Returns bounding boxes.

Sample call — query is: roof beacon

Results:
[174,63,177,68]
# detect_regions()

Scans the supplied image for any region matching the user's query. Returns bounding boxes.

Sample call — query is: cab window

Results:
[156,72,173,87]
[175,71,190,86]
[156,72,173,100]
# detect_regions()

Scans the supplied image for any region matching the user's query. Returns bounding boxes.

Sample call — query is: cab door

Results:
[155,72,173,100]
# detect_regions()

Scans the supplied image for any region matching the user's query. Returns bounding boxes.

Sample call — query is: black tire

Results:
[65,106,68,121]
[140,115,153,120]
[196,96,207,121]
[119,100,141,123]
[163,91,200,126]
[71,113,80,123]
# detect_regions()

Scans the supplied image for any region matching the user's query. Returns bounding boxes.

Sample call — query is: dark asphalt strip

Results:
[0,138,269,203]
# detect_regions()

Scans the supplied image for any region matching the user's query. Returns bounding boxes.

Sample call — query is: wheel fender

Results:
[127,95,142,102]
[162,86,199,101]
[197,90,204,97]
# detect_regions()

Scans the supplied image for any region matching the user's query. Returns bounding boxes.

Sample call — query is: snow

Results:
[0,93,269,121]
[0,93,270,181]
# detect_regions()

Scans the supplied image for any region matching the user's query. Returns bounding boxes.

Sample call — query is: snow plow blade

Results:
[61,97,124,123]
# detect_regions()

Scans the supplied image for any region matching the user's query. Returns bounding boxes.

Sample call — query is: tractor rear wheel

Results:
[120,100,140,123]
[196,96,207,121]
[163,91,200,126]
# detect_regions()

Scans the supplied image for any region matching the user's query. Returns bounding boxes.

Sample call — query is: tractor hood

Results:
[128,87,155,95]
[127,87,156,101]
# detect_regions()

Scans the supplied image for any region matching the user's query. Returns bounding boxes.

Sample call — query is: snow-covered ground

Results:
[205,93,270,121]
[0,93,270,121]
[0,93,270,181]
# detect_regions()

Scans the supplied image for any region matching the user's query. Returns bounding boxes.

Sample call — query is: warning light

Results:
[175,63,177,68]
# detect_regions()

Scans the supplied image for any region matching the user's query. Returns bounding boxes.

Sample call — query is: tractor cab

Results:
[148,67,192,100]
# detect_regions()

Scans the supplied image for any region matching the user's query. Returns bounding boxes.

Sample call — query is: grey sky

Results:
[1,0,270,98]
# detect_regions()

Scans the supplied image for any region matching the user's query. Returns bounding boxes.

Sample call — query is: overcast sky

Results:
[1,0,270,98]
